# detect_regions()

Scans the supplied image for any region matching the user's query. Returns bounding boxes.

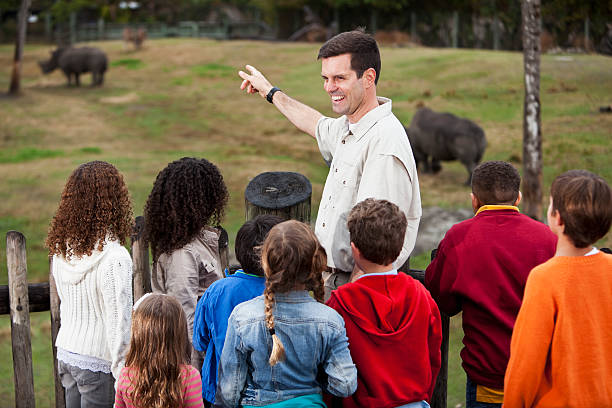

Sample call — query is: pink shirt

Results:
[115,364,204,408]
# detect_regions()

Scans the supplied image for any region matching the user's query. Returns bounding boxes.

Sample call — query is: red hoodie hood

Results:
[330,272,429,338]
[326,272,442,407]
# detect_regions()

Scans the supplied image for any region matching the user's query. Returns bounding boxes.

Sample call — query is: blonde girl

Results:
[115,294,204,408]
[217,220,357,407]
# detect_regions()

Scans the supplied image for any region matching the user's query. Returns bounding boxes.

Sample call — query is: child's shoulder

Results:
[229,295,265,318]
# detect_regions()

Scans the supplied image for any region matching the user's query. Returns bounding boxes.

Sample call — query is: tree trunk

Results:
[521,0,542,220]
[8,0,32,95]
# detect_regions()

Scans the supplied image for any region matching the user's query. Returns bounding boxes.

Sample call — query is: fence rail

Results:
[2,202,448,407]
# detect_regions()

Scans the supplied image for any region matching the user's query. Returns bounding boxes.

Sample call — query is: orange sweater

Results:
[504,252,612,408]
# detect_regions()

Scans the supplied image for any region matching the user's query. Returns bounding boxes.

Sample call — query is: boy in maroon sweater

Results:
[327,198,442,408]
[425,161,557,408]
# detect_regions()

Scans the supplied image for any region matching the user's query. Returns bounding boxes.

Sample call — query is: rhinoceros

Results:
[39,46,108,86]
[406,107,487,185]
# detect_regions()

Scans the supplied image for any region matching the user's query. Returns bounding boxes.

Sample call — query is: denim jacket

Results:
[217,291,357,407]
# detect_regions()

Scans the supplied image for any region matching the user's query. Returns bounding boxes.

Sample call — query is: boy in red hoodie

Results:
[326,198,442,408]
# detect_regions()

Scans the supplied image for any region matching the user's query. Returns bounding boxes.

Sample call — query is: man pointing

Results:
[239,29,421,298]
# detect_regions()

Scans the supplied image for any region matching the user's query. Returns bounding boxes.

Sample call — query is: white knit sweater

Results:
[52,239,132,379]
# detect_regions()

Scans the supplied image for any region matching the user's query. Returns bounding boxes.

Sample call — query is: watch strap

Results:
[266,87,281,103]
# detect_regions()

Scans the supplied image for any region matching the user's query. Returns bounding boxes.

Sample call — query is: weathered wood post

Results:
[131,216,151,302]
[405,269,448,408]
[245,172,312,223]
[521,0,543,220]
[218,227,230,275]
[49,257,66,408]
[6,231,35,408]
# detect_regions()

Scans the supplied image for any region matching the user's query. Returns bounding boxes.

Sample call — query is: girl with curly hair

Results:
[217,220,357,407]
[46,161,134,407]
[115,294,204,408]
[144,157,228,369]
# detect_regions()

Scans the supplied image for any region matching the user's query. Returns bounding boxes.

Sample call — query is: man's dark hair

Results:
[551,170,611,248]
[348,198,407,265]
[318,29,381,85]
[471,161,521,205]
[235,214,285,276]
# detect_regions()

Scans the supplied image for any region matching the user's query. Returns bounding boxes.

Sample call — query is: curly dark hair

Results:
[46,161,133,258]
[144,157,228,258]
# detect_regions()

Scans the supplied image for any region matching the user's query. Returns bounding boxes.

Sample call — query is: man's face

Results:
[321,53,366,117]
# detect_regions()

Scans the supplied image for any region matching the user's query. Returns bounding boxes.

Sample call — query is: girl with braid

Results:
[217,220,357,407]
[144,157,228,370]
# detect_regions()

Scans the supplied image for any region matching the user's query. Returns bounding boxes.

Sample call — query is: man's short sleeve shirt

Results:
[314,97,422,271]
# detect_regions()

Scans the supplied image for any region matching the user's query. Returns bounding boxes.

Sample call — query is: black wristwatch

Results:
[266,87,281,103]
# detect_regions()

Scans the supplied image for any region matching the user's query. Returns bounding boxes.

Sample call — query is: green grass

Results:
[0,38,610,406]
[0,147,64,163]
[191,63,235,78]
[110,58,144,69]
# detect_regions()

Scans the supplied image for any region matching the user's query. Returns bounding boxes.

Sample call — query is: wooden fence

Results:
[1,175,449,407]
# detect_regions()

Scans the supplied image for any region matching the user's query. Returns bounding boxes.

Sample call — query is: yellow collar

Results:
[475,205,519,216]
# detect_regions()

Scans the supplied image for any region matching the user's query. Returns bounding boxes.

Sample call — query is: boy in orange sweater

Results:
[504,170,612,407]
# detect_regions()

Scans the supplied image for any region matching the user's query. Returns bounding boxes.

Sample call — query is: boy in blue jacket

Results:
[193,214,283,407]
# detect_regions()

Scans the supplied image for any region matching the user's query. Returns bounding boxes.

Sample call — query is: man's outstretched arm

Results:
[239,65,323,138]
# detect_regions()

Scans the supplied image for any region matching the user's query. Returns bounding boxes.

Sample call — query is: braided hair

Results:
[260,220,326,365]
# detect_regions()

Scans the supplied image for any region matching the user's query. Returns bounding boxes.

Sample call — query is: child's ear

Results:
[350,242,361,261]
[514,191,522,207]
[470,193,481,214]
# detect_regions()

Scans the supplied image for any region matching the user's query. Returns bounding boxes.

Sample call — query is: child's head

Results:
[144,157,228,258]
[549,170,611,248]
[347,198,407,267]
[235,214,285,276]
[261,220,327,365]
[46,161,133,258]
[471,161,521,209]
[125,294,190,408]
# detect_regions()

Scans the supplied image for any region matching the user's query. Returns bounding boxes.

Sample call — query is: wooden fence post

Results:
[405,269,448,408]
[49,257,66,408]
[131,216,151,302]
[245,172,312,223]
[6,231,35,408]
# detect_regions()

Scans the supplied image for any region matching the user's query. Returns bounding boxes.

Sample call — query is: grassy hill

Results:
[0,38,610,406]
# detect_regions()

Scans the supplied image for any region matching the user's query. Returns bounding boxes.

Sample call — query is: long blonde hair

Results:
[260,220,327,366]
[124,294,191,408]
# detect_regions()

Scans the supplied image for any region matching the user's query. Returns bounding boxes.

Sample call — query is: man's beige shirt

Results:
[315,97,421,272]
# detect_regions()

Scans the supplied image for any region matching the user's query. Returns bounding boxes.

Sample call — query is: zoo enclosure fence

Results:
[2,174,450,407]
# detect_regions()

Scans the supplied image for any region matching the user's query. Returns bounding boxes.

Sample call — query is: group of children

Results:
[47,158,611,408]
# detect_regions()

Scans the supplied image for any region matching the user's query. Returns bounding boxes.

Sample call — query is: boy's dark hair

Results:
[471,161,521,205]
[235,214,284,276]
[348,198,407,265]
[318,29,381,85]
[551,170,612,248]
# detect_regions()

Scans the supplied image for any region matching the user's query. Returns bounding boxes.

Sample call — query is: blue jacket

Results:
[217,291,357,407]
[193,270,266,404]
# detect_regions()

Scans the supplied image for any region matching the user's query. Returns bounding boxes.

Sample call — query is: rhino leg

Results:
[75,73,80,87]
[431,159,442,174]
[463,161,477,186]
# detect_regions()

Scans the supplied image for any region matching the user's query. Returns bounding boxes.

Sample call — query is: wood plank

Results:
[49,258,65,408]
[7,230,35,408]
